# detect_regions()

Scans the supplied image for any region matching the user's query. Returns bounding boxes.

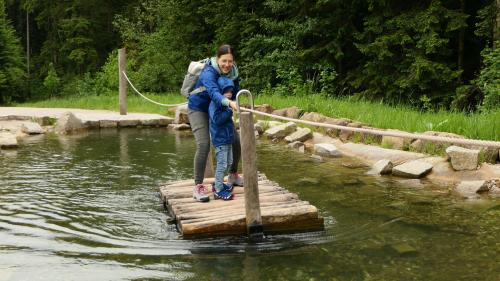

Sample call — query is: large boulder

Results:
[272,106,303,119]
[314,143,342,157]
[284,127,312,143]
[445,145,479,171]
[300,112,327,123]
[454,180,489,199]
[55,112,86,134]
[288,141,305,153]
[264,122,297,139]
[0,132,18,148]
[21,122,43,134]
[367,159,393,175]
[392,160,433,178]
[255,104,274,114]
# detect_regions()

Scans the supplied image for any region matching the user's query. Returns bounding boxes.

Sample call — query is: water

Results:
[0,129,499,281]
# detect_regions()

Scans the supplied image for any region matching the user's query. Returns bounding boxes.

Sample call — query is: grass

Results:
[14,91,500,141]
[16,93,187,116]
[254,93,500,141]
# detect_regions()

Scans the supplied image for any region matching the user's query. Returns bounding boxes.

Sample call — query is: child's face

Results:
[223,91,233,99]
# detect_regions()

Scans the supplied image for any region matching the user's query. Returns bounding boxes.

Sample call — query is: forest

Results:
[1,0,499,112]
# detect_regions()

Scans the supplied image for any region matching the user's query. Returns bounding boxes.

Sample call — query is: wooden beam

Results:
[239,111,263,237]
[118,48,127,115]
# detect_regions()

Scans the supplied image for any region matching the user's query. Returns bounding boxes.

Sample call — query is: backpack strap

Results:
[188,86,206,96]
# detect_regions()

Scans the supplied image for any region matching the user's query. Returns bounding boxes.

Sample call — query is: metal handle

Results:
[236,89,254,114]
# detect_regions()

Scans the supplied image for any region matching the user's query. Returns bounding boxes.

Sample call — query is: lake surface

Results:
[0,128,499,281]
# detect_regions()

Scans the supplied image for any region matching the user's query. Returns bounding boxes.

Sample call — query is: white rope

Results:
[240,107,500,148]
[122,71,187,107]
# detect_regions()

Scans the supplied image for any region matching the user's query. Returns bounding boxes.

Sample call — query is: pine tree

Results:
[0,0,25,104]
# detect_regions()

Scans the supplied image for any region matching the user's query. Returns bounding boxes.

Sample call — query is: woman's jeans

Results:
[214,144,233,192]
[188,109,241,185]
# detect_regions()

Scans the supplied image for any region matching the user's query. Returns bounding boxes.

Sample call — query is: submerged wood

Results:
[159,174,324,238]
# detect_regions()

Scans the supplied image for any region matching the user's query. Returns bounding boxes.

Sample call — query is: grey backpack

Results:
[180,58,209,98]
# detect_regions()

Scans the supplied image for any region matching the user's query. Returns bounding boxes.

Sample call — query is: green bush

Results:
[477,43,500,112]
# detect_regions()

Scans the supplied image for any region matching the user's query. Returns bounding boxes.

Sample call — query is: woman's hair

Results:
[216,44,234,58]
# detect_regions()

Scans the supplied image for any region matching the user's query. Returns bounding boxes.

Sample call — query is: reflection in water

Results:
[0,129,498,280]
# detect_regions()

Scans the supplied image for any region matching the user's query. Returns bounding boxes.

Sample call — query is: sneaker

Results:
[212,183,233,193]
[213,189,234,200]
[228,173,244,186]
[193,184,209,202]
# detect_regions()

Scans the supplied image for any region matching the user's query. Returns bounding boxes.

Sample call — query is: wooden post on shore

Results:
[239,111,263,238]
[118,48,127,115]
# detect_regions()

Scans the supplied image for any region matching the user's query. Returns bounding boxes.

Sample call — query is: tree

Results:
[0,0,25,104]
[351,0,466,107]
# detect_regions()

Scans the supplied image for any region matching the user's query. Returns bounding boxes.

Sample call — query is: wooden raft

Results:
[159,175,324,238]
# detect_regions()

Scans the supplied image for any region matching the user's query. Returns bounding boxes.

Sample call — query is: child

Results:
[208,76,236,200]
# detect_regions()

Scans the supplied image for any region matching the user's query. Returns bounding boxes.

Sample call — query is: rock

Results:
[479,147,499,164]
[410,131,465,153]
[254,121,265,135]
[21,122,43,134]
[157,118,173,127]
[284,127,312,143]
[272,106,302,119]
[314,143,342,157]
[174,104,189,124]
[392,160,433,178]
[118,119,140,127]
[300,112,326,123]
[168,123,191,130]
[397,179,425,189]
[485,179,499,189]
[445,145,480,171]
[389,242,418,256]
[297,177,320,186]
[55,112,86,134]
[264,122,297,139]
[288,141,305,153]
[99,120,118,128]
[310,154,323,162]
[490,186,500,197]
[339,122,362,142]
[381,130,412,150]
[0,132,18,148]
[326,118,352,126]
[454,180,489,199]
[367,159,393,175]
[341,160,368,168]
[284,106,302,119]
[255,104,274,114]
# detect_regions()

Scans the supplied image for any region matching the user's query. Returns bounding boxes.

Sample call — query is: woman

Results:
[188,44,243,202]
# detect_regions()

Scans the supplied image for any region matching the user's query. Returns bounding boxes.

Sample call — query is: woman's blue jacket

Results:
[187,60,240,113]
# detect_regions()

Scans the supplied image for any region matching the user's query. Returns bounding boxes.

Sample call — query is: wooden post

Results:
[118,48,127,115]
[239,111,263,238]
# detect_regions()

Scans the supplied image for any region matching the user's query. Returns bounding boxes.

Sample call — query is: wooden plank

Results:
[176,201,312,221]
[170,199,304,215]
[173,199,307,215]
[160,185,285,199]
[180,205,322,237]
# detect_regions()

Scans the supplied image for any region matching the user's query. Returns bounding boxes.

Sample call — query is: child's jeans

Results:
[214,144,233,192]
